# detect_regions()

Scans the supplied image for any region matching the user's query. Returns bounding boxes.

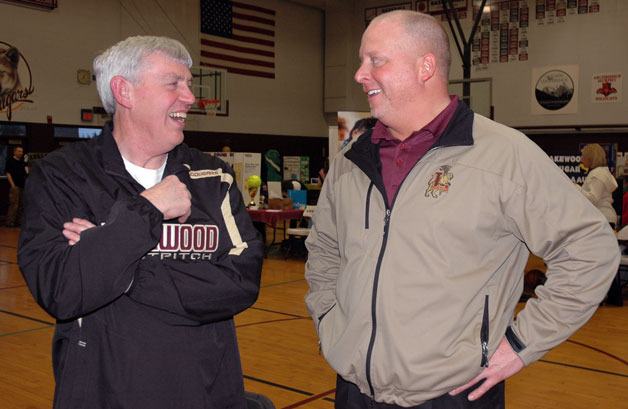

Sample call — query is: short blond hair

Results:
[581,143,607,170]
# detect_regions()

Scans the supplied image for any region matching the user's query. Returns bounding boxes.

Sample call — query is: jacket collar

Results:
[345,101,475,183]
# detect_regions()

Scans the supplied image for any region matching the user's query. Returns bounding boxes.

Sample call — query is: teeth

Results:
[367,89,381,96]
[169,112,187,120]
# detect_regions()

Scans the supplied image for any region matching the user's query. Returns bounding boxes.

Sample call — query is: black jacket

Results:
[18,123,264,408]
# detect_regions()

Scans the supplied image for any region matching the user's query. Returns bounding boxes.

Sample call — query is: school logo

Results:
[535,69,574,111]
[0,42,35,121]
[425,165,453,198]
[596,81,617,98]
[147,223,219,261]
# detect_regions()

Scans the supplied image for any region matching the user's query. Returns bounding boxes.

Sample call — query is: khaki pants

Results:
[6,186,23,227]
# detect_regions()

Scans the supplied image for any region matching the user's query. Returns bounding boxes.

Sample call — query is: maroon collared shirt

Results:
[371,96,459,205]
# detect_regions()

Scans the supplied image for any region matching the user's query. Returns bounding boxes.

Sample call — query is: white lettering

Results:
[152,224,220,253]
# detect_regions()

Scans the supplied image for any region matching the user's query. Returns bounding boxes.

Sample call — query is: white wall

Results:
[327,0,628,127]
[0,0,327,137]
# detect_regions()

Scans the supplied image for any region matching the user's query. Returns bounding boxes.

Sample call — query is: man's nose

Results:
[354,63,368,84]
[181,85,196,105]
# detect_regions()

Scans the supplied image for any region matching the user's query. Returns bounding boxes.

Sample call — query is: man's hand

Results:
[140,175,192,223]
[449,337,524,401]
[63,218,96,245]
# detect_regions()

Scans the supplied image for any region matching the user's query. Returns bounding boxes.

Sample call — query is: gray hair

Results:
[93,36,193,114]
[581,143,608,170]
[372,10,452,78]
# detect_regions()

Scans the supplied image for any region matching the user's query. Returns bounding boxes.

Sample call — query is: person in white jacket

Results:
[577,143,618,227]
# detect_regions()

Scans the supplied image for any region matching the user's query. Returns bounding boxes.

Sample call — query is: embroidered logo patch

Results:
[425,165,453,198]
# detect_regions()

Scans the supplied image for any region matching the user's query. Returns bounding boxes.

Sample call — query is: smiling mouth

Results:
[367,89,381,97]
[168,112,187,122]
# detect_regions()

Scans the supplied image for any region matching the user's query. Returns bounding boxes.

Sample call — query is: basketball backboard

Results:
[190,66,228,116]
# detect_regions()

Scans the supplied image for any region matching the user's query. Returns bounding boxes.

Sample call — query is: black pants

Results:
[335,376,504,409]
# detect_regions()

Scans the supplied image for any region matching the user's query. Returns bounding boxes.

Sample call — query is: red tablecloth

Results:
[247,209,304,226]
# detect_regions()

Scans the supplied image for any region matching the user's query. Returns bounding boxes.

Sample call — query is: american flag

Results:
[200,0,275,79]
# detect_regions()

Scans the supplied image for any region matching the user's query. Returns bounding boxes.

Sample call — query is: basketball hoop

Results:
[197,98,220,117]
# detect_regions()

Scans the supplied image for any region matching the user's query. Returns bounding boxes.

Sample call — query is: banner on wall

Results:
[470,0,529,70]
[592,73,622,104]
[536,0,600,25]
[0,41,35,121]
[550,143,619,184]
[531,65,579,114]
[549,153,584,184]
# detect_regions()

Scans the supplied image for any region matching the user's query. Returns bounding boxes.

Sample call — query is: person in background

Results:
[577,143,618,228]
[5,145,27,227]
[18,36,263,408]
[576,144,624,306]
[305,10,619,409]
[318,157,329,184]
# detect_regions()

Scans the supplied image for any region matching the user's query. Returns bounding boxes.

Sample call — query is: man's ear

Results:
[110,76,133,109]
[418,53,437,82]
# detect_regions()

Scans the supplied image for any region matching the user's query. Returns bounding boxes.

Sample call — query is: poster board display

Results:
[283,156,309,181]
[207,152,262,205]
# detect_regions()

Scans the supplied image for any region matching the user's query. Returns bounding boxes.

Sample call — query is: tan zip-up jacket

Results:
[305,106,620,407]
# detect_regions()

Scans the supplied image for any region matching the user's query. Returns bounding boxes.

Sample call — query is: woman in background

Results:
[577,143,618,228]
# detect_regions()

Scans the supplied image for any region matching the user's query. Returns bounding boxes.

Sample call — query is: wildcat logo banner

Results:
[0,41,35,121]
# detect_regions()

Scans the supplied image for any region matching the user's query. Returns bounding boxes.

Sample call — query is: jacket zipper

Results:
[365,208,391,397]
[480,295,489,367]
[363,146,450,397]
[365,182,374,229]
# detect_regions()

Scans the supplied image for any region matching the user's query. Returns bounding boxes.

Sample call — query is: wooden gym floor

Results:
[0,226,626,408]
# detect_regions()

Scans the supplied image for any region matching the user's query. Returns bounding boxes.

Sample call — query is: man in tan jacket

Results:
[305,10,620,409]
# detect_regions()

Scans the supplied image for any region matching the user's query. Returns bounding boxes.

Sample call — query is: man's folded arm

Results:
[18,165,163,320]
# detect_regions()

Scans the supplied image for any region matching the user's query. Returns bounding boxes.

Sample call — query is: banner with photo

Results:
[531,65,579,114]
[330,111,371,158]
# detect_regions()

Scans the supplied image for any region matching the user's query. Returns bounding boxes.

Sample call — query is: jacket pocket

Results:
[317,303,336,330]
[480,295,489,367]
[317,303,337,354]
